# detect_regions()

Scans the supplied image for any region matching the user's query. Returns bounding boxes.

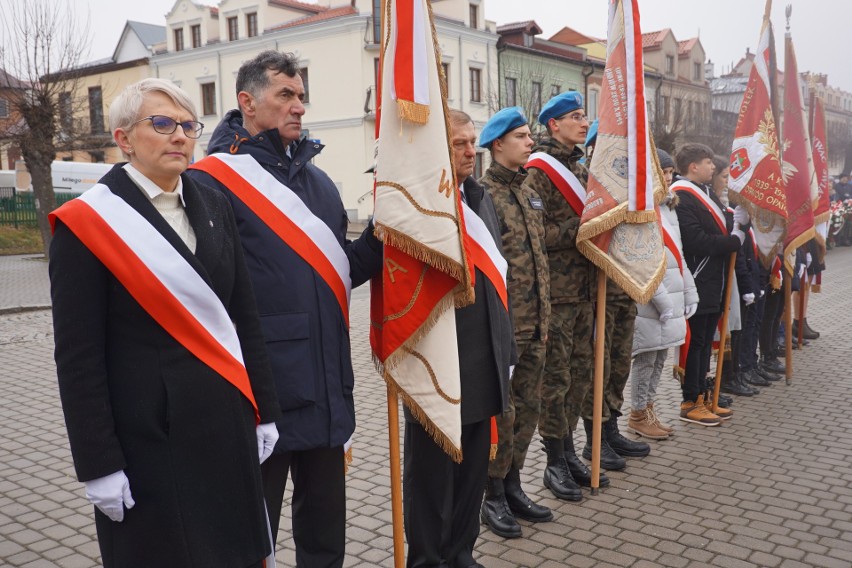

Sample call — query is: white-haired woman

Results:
[49,78,281,567]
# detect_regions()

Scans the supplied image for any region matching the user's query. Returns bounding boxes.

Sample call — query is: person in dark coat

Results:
[50,78,282,568]
[403,110,515,568]
[186,51,383,568]
[671,143,746,426]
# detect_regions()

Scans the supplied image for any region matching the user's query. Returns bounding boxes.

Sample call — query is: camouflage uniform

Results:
[523,137,596,437]
[580,284,637,421]
[480,161,550,478]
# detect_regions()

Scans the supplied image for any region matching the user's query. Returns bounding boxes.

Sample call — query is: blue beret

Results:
[585,119,599,146]
[478,106,528,148]
[538,91,584,126]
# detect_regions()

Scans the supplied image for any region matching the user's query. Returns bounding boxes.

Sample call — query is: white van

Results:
[50,161,113,193]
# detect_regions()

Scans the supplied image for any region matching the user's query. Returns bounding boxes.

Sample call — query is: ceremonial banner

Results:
[810,95,831,258]
[575,0,665,304]
[728,7,786,267]
[781,28,816,273]
[370,0,473,461]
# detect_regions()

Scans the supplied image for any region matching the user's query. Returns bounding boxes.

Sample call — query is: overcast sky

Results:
[68,0,852,93]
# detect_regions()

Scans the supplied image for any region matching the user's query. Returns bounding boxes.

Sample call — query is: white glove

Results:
[798,264,806,279]
[509,365,515,380]
[806,253,812,268]
[731,229,745,244]
[84,470,134,522]
[733,205,750,226]
[684,303,698,319]
[743,293,755,305]
[256,422,279,464]
[760,290,765,297]
[659,308,674,322]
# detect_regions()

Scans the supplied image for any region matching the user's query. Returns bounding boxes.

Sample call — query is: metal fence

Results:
[0,188,79,228]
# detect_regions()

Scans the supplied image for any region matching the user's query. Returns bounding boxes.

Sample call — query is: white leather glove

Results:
[760,289,765,297]
[684,303,698,319]
[798,264,806,279]
[743,293,755,305]
[84,470,134,522]
[731,229,745,244]
[256,422,279,464]
[806,252,812,268]
[509,365,515,380]
[733,205,750,226]
[659,308,674,322]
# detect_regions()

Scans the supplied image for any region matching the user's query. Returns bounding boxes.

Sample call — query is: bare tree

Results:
[649,84,713,154]
[0,0,91,258]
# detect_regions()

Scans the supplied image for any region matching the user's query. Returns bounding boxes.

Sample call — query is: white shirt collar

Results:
[123,163,187,207]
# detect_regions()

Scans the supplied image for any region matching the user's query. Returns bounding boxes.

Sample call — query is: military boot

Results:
[480,477,521,538]
[563,432,609,488]
[581,419,626,471]
[604,413,651,457]
[503,467,553,522]
[541,437,582,501]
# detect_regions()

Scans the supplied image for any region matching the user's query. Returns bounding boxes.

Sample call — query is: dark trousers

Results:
[759,289,784,358]
[740,299,761,372]
[403,418,490,568]
[261,446,346,568]
[683,312,721,402]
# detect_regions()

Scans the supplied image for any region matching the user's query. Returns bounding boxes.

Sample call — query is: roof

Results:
[549,26,599,46]
[268,0,327,13]
[266,5,356,31]
[642,29,671,49]
[678,37,700,57]
[0,68,28,90]
[496,21,542,35]
[126,21,166,49]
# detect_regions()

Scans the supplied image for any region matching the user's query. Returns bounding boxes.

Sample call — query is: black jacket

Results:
[50,165,280,567]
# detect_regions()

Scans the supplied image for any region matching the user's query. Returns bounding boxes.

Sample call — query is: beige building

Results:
[153,0,499,220]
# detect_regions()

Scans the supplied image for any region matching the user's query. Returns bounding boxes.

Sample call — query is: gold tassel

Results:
[489,444,497,461]
[397,99,430,125]
[344,446,353,475]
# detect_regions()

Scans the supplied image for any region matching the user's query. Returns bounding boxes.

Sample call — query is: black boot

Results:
[480,477,522,538]
[803,318,820,339]
[744,368,771,387]
[604,413,650,458]
[717,393,733,408]
[754,366,782,382]
[721,368,755,396]
[563,433,609,488]
[581,419,626,470]
[541,438,582,501]
[760,356,785,374]
[503,467,553,522]
[793,320,819,340]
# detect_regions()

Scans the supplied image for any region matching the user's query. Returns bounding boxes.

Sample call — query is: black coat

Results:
[673,180,742,315]
[50,165,281,568]
[187,110,383,452]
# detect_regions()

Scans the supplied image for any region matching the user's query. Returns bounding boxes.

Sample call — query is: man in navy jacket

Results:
[188,50,382,568]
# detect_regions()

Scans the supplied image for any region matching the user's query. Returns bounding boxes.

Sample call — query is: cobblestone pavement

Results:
[1,248,851,567]
[0,254,50,314]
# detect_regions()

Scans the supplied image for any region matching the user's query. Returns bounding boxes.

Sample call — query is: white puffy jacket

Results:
[632,196,699,356]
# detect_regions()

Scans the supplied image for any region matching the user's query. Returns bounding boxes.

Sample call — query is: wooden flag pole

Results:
[784,275,793,385]
[590,271,607,495]
[386,386,405,568]
[711,251,737,414]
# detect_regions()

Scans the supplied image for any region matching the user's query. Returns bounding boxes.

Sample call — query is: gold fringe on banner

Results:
[397,99,430,125]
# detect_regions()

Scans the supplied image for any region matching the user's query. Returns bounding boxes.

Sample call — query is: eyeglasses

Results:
[132,115,205,139]
[560,112,589,123]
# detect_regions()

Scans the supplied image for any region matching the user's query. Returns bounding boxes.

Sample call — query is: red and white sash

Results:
[49,185,260,422]
[659,213,685,276]
[526,152,586,216]
[191,153,352,327]
[671,179,727,234]
[462,200,508,310]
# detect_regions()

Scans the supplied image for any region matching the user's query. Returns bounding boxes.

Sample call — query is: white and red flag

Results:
[780,26,816,273]
[810,95,831,259]
[728,3,786,267]
[575,0,665,304]
[369,0,473,461]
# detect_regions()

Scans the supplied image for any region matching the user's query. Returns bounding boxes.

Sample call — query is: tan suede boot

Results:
[627,408,669,440]
[647,402,674,435]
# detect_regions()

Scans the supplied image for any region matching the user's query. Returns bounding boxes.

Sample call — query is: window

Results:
[523,33,533,48]
[201,83,216,116]
[469,68,481,102]
[505,77,517,107]
[665,55,674,75]
[551,84,560,98]
[531,81,542,117]
[299,67,310,104]
[174,28,184,51]
[90,151,105,163]
[588,89,599,120]
[469,3,478,29]
[474,152,483,179]
[227,16,239,41]
[246,12,258,38]
[191,24,202,48]
[673,98,682,121]
[441,62,450,98]
[0,98,8,118]
[659,95,669,122]
[372,0,381,43]
[59,92,72,131]
[88,87,104,134]
[693,62,702,81]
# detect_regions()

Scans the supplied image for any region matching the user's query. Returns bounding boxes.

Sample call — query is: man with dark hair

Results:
[187,50,383,567]
[671,142,746,426]
[403,109,514,568]
[477,107,552,539]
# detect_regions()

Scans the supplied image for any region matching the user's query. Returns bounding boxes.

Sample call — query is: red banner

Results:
[810,95,831,258]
